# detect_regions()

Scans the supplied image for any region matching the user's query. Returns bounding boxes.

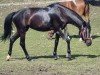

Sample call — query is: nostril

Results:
[86,39,92,46]
[86,42,92,46]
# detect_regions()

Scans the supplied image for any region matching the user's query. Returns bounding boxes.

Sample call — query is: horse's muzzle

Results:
[85,38,92,46]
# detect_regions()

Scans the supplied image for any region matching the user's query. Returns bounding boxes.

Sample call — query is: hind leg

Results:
[19,30,31,61]
[6,32,19,61]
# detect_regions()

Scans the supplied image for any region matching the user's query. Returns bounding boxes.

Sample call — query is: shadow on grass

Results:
[71,35,100,39]
[50,35,100,40]
[71,35,79,38]
[71,54,100,59]
[13,54,100,61]
[92,35,100,39]
[32,54,100,59]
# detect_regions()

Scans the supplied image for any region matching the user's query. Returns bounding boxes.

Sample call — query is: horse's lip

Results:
[85,40,92,46]
[86,43,92,46]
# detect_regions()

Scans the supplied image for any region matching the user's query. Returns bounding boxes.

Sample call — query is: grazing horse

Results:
[1,3,92,61]
[48,0,90,40]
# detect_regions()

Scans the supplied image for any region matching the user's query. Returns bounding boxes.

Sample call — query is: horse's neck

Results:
[57,4,84,29]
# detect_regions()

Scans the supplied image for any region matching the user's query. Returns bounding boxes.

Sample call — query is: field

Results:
[0,1,100,75]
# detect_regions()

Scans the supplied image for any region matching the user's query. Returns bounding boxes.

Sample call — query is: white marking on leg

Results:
[6,55,11,61]
[79,38,82,41]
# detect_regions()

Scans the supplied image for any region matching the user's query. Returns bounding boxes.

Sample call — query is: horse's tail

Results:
[1,12,16,41]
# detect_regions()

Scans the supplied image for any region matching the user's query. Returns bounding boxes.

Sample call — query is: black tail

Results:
[1,12,16,41]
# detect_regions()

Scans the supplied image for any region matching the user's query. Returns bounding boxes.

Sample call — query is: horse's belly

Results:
[30,24,51,31]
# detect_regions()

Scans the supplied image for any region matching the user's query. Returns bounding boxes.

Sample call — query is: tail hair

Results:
[0,12,16,41]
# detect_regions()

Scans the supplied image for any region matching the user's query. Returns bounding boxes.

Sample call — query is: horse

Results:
[0,3,92,61]
[48,0,90,40]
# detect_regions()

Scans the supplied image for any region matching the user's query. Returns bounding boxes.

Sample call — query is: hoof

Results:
[26,56,31,61]
[27,58,32,61]
[6,55,11,61]
[53,52,59,60]
[54,55,59,60]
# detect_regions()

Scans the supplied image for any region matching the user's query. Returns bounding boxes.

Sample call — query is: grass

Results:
[0,1,100,75]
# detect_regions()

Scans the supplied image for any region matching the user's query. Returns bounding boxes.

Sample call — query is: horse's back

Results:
[12,8,51,30]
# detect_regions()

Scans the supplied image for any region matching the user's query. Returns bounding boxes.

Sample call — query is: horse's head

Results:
[80,25,92,46]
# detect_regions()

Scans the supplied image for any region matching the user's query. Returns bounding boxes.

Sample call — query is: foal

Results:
[1,3,92,61]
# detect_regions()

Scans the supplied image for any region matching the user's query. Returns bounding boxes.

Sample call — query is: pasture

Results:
[0,0,100,75]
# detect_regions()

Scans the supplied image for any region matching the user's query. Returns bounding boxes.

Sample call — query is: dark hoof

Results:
[54,57,58,60]
[53,52,59,60]
[26,56,31,61]
[53,53,59,60]
[53,55,59,60]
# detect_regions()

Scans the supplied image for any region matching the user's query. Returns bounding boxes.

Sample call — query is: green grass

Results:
[0,2,100,75]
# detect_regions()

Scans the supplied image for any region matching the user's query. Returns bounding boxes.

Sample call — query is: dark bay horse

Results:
[48,0,90,40]
[1,3,92,61]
